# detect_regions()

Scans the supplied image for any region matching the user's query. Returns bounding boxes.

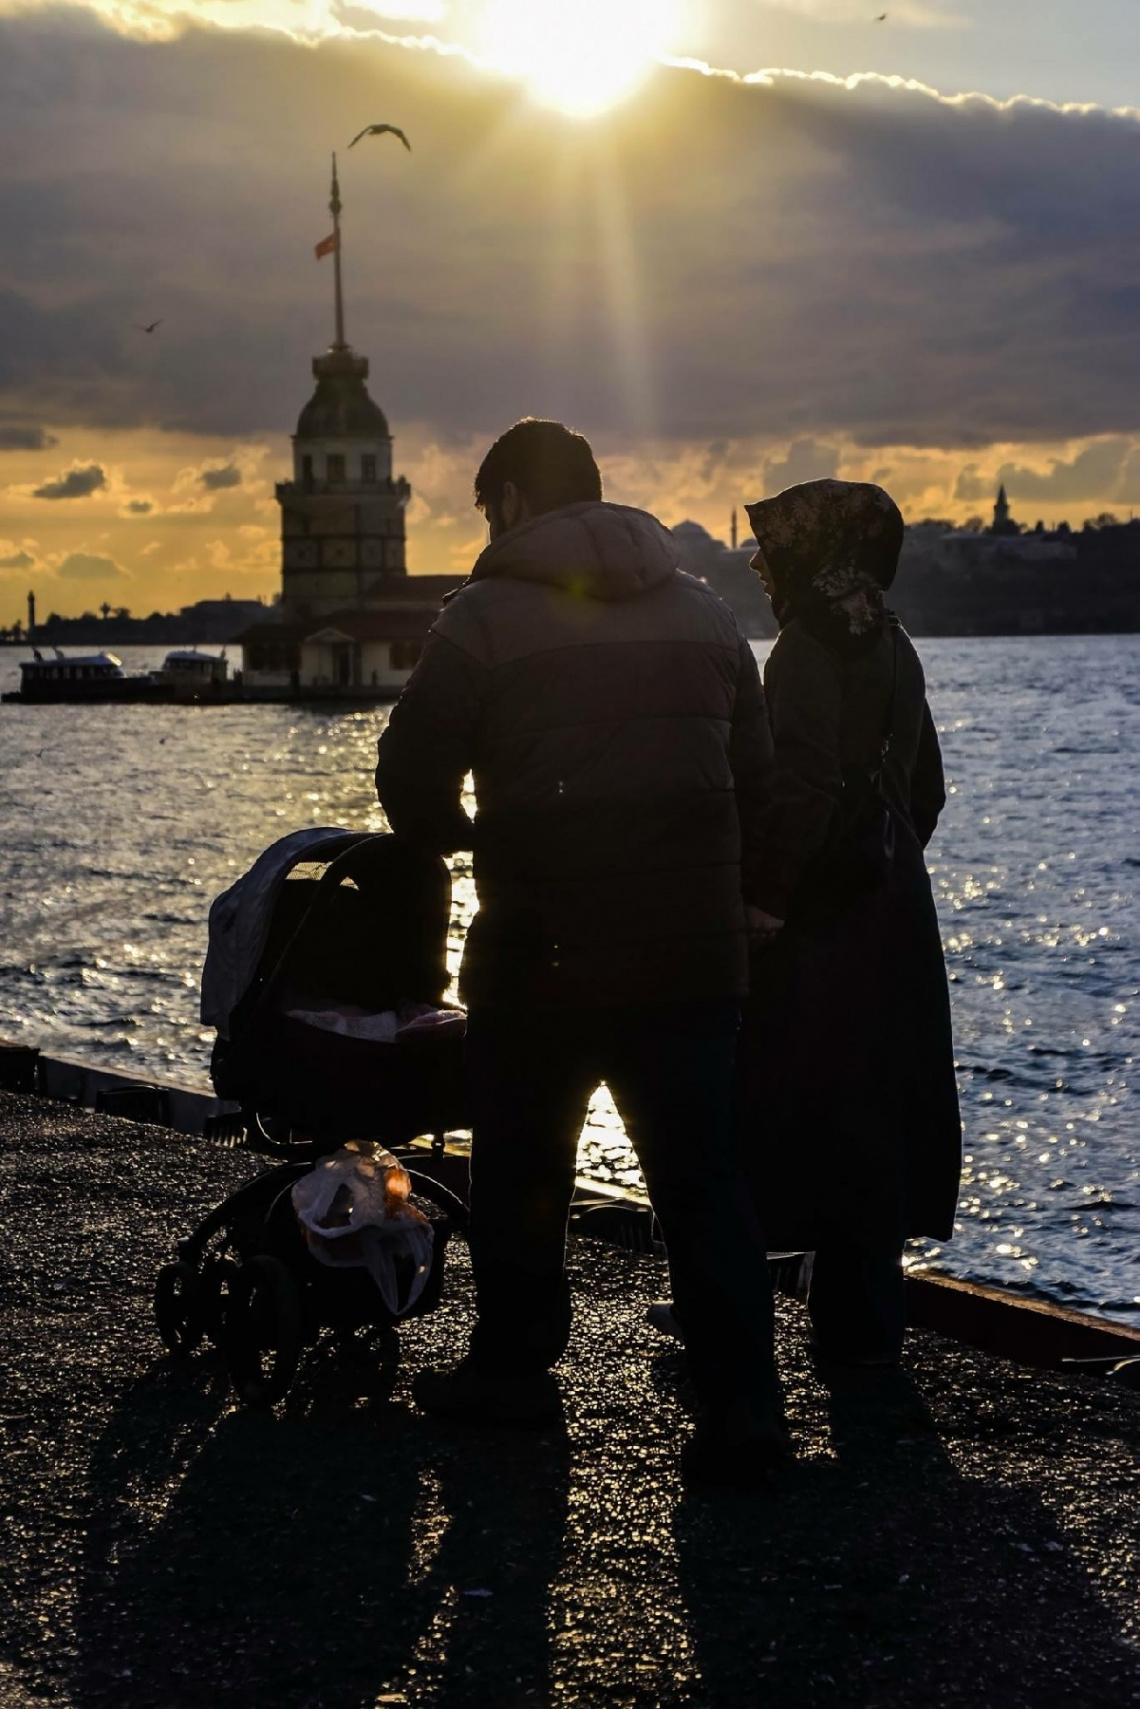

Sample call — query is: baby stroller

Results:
[154,828,471,1406]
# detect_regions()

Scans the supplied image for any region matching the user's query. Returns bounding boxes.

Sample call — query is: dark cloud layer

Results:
[0,547,35,569]
[0,424,58,451]
[31,461,107,499]
[3,11,1140,453]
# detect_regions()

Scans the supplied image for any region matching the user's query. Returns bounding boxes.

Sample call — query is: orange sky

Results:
[6,421,1136,626]
[4,2,1140,623]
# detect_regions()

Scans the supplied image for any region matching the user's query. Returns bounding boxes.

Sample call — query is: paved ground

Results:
[0,1090,1137,1709]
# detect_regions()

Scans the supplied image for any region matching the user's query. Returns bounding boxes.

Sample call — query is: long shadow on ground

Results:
[674,1364,1137,1707]
[1,1094,1137,1709]
[72,1347,569,1709]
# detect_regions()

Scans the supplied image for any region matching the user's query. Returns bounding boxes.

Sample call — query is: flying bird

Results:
[874,11,888,19]
[135,319,162,333]
[348,124,411,152]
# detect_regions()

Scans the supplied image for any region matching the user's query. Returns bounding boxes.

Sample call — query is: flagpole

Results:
[330,152,346,350]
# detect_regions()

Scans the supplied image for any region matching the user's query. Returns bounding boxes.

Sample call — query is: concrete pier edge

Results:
[2,1036,1139,1370]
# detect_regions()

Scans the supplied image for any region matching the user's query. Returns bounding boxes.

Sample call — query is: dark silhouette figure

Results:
[375,418,782,1478]
[740,479,961,1365]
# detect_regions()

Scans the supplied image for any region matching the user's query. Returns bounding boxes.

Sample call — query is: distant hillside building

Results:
[236,159,462,697]
[991,484,1020,537]
[178,597,275,643]
[894,490,1139,635]
[671,520,776,639]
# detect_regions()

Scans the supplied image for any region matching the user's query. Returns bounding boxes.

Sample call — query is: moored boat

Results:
[2,647,238,705]
[150,648,230,701]
[2,649,166,704]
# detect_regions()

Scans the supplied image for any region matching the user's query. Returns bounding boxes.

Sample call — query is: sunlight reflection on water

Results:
[1,638,1136,1321]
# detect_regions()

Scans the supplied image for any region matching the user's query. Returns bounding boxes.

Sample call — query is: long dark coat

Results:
[738,617,961,1253]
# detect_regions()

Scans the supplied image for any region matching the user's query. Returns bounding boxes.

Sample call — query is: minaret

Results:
[731,507,738,551]
[993,485,1012,535]
[277,156,412,623]
[26,589,35,642]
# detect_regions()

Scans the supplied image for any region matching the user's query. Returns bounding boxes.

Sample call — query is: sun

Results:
[478,0,683,118]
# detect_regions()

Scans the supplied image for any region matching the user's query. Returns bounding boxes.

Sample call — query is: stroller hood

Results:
[201,827,364,1040]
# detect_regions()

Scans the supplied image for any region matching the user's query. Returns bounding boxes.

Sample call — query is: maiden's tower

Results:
[239,156,461,696]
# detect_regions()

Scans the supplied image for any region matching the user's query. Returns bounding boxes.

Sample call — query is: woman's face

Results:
[750,544,776,597]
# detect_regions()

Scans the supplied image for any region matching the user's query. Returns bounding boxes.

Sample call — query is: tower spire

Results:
[330,152,346,350]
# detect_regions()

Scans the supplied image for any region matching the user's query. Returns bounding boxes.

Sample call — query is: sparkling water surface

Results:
[1,639,1136,1323]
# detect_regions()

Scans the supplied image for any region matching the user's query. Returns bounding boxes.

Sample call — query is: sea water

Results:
[1,638,1136,1322]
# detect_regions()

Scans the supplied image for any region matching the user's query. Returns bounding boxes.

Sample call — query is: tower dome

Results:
[296,348,390,441]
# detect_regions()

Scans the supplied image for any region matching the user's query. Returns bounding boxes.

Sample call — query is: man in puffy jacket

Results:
[375,419,783,1484]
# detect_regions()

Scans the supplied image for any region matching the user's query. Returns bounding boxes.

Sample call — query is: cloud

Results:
[755,0,958,24]
[198,464,243,491]
[3,10,1140,468]
[955,437,1137,508]
[55,550,129,581]
[32,462,107,501]
[0,424,58,452]
[122,497,154,514]
[335,0,447,22]
[761,438,841,495]
[0,542,35,570]
[168,451,266,508]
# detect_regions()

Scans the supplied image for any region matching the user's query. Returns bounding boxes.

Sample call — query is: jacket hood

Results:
[467,501,678,602]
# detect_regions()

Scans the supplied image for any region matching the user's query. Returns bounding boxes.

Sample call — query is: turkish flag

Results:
[314,232,338,260]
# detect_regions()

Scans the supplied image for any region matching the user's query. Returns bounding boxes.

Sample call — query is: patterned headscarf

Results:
[745,479,904,655]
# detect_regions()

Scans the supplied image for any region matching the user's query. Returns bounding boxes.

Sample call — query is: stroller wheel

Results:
[155,1261,205,1356]
[228,1255,302,1408]
[201,1255,241,1347]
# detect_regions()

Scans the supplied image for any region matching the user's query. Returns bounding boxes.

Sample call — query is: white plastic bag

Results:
[285,1007,401,1043]
[291,1142,434,1317]
[284,1003,466,1044]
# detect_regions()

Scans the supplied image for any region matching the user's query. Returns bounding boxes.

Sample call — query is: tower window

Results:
[361,454,377,483]
[326,453,346,483]
[301,454,313,485]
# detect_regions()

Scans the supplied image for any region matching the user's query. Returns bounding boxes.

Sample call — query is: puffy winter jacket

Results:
[375,500,773,1009]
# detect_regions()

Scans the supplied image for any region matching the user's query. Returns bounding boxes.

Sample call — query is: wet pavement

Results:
[1,1089,1137,1708]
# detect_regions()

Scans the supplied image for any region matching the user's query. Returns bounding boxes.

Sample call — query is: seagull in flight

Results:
[135,319,162,334]
[348,124,411,152]
[874,11,888,18]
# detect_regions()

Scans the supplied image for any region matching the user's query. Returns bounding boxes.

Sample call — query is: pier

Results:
[1,1083,1136,1707]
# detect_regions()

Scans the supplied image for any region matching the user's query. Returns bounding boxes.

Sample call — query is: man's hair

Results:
[474,419,603,517]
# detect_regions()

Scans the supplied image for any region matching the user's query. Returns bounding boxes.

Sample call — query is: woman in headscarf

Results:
[739,478,961,1365]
